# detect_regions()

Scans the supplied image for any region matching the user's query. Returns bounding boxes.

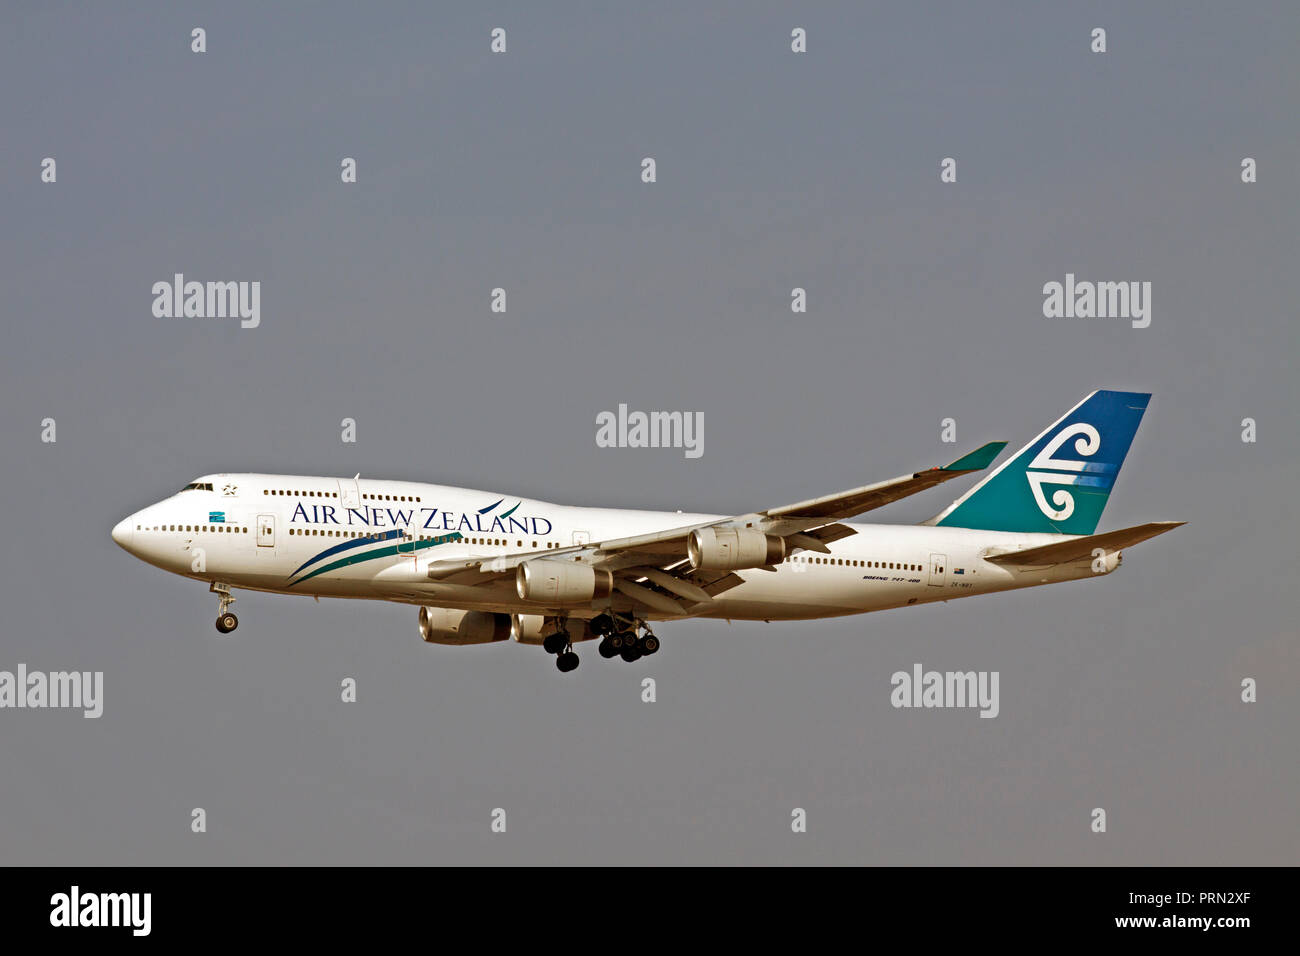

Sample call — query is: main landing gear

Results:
[211,581,239,634]
[542,620,580,673]
[543,613,662,674]
[592,612,659,664]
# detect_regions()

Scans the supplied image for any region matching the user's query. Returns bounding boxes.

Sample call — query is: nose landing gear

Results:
[210,582,238,634]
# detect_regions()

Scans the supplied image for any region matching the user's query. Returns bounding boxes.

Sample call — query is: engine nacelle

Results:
[516,560,613,604]
[688,526,786,571]
[510,613,547,644]
[418,607,511,645]
[511,613,601,645]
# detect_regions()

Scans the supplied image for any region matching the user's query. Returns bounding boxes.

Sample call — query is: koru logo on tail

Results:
[1025,423,1100,521]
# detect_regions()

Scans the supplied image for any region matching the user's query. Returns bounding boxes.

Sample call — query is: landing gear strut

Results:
[543,617,580,673]
[211,582,238,634]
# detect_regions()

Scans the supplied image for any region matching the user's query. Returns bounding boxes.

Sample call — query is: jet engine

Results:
[418,606,511,645]
[515,560,613,603]
[687,526,787,570]
[511,613,601,645]
[510,613,547,644]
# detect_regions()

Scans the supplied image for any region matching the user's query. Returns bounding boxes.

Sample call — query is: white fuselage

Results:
[112,473,1113,623]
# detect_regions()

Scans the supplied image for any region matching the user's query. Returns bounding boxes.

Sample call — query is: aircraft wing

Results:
[759,441,1008,525]
[417,441,1006,614]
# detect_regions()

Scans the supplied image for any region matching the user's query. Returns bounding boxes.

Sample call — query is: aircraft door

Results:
[257,514,276,548]
[338,478,360,509]
[928,553,947,587]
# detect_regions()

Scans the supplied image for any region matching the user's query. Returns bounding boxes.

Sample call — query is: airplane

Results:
[111,390,1182,673]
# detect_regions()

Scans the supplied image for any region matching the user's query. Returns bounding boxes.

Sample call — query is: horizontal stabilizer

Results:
[984,521,1185,567]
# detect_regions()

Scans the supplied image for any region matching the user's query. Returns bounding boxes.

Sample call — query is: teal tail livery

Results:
[927,390,1150,535]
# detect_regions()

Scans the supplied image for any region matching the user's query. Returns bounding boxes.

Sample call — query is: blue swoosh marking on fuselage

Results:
[290,528,405,577]
[287,531,464,588]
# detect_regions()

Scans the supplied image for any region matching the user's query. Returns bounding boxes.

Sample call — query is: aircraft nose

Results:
[111,516,134,550]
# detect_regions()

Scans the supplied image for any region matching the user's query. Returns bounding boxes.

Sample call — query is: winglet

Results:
[940,441,1007,473]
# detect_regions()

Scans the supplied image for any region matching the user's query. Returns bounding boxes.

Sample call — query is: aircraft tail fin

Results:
[926,390,1151,535]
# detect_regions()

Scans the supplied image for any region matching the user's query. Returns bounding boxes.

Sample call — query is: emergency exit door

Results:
[257,514,276,547]
[928,553,947,587]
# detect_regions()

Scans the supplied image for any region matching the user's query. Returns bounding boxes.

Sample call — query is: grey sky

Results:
[1,2,1295,864]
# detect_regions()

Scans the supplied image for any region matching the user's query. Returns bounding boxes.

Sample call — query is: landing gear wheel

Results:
[210,582,238,633]
[611,630,634,651]
[640,634,660,655]
[590,613,615,637]
[556,651,580,673]
[598,639,618,659]
[620,645,643,663]
[543,631,569,655]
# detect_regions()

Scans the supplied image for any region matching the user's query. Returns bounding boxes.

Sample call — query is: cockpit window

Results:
[180,482,214,492]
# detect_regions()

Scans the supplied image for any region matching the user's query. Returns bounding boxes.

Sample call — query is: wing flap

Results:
[634,568,715,604]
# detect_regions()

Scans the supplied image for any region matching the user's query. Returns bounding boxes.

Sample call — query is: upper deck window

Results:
[180,482,214,492]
